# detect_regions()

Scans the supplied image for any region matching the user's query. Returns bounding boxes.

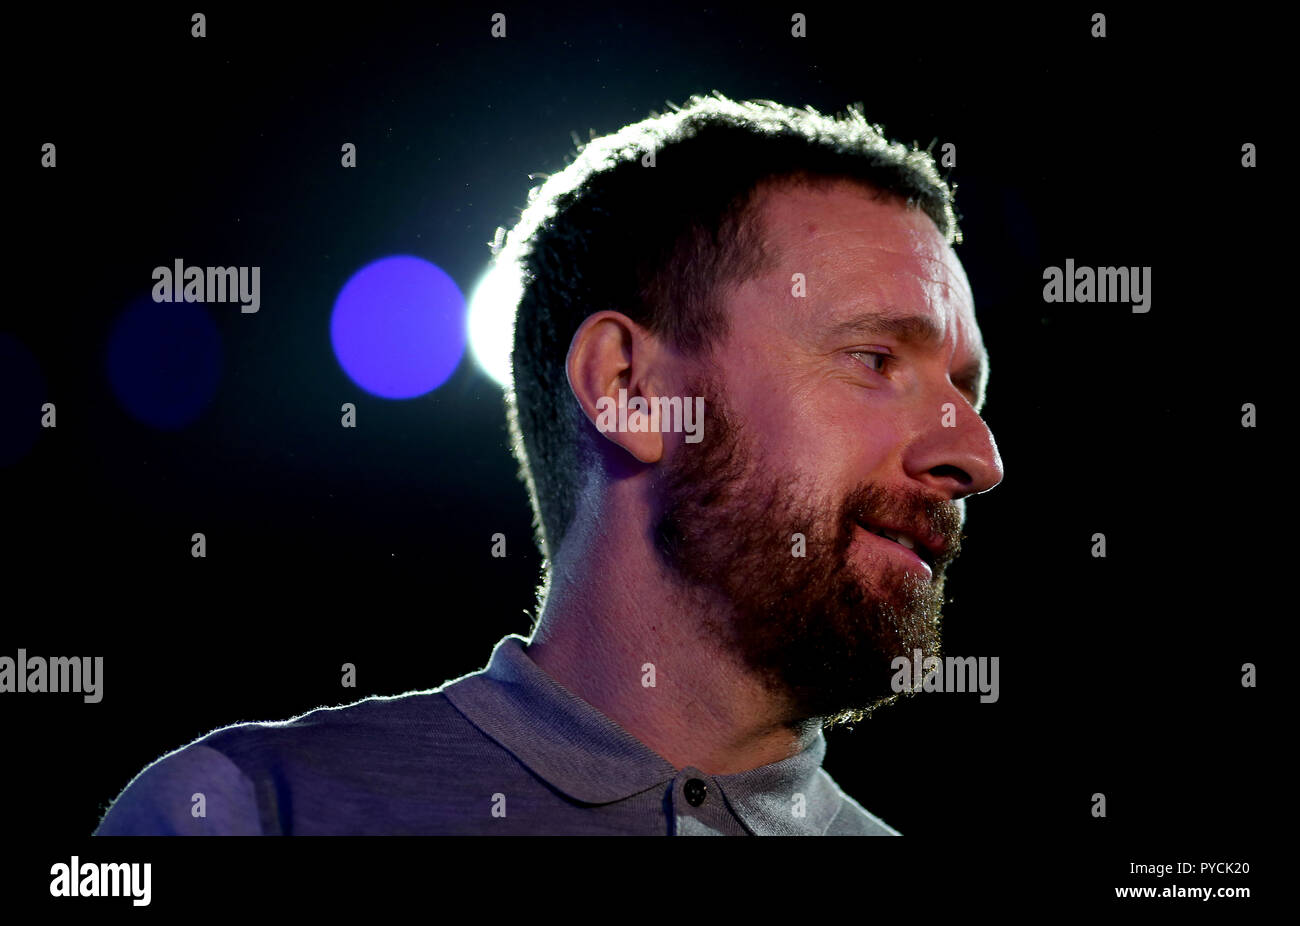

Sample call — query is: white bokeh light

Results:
[466,258,521,389]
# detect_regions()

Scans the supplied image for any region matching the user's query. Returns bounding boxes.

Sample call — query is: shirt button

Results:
[683,778,708,807]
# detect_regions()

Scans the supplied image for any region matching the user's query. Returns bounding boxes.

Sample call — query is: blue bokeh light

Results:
[106,296,223,430]
[330,256,467,399]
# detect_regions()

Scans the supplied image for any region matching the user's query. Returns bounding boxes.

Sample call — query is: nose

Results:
[903,398,1004,501]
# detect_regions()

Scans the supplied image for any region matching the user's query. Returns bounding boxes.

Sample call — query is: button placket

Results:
[671,767,728,834]
[683,777,708,806]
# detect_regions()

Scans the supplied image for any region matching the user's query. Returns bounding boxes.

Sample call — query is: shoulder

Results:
[94,689,477,835]
[816,768,902,836]
[93,738,261,835]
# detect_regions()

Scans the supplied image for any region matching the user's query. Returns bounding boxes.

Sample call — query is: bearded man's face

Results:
[650,179,1003,725]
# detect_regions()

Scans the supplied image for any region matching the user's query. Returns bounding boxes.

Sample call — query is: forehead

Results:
[750,178,981,353]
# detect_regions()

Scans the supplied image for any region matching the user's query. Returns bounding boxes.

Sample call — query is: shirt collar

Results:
[441,634,843,835]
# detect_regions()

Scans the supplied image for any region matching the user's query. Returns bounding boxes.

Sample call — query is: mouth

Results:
[855,519,939,574]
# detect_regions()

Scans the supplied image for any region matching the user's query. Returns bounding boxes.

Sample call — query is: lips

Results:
[856,519,945,566]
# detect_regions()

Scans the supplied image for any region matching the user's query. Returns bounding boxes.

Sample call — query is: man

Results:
[94,92,1002,836]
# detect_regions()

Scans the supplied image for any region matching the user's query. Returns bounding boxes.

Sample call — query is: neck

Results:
[525,511,821,776]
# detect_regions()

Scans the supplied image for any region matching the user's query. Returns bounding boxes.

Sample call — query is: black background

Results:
[4,1,1278,910]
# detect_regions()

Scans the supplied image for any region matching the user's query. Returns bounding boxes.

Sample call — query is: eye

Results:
[851,350,893,374]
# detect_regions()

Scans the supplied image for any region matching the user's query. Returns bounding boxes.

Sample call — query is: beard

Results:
[652,377,965,728]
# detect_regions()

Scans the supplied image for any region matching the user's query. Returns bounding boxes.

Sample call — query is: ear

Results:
[566,311,665,464]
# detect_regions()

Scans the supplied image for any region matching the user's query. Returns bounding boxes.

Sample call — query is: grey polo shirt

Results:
[93,634,900,836]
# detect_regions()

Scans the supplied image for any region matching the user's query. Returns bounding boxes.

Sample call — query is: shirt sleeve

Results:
[93,743,265,836]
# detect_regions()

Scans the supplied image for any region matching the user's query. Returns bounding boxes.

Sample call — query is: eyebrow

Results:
[827,309,989,412]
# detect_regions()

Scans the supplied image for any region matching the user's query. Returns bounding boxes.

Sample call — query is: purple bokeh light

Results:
[330,256,467,399]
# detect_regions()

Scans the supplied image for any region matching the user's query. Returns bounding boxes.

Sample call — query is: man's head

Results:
[499,93,1002,724]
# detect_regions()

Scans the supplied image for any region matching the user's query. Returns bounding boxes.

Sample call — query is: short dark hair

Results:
[496,91,959,564]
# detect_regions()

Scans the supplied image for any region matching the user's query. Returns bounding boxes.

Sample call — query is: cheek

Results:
[722,358,901,489]
[771,397,902,494]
